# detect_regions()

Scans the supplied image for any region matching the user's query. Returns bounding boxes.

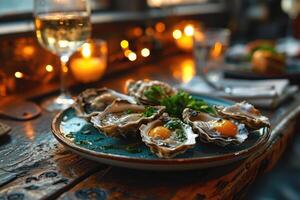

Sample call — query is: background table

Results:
[1,55,300,200]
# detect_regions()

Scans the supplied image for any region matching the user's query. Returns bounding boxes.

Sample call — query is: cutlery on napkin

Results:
[179,77,298,108]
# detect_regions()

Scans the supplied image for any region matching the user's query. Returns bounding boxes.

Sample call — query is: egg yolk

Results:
[214,120,237,137]
[149,126,171,140]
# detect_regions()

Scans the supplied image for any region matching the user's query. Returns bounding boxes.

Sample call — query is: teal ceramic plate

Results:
[51,95,270,171]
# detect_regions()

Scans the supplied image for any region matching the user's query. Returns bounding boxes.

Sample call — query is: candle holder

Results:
[70,39,108,83]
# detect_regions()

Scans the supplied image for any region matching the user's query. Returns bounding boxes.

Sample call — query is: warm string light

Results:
[184,25,194,36]
[15,71,24,79]
[155,22,166,33]
[172,29,182,39]
[120,39,140,61]
[124,49,132,57]
[45,64,53,72]
[120,40,129,49]
[173,24,196,52]
[132,27,143,37]
[128,52,137,61]
[141,48,150,57]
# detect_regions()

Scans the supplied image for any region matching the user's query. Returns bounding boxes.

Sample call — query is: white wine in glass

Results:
[34,0,91,111]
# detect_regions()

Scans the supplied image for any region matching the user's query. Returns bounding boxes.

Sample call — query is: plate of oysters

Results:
[52,79,271,170]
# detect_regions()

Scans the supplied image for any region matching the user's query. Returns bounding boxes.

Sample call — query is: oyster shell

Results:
[73,88,136,119]
[139,114,198,158]
[125,79,177,105]
[90,99,165,137]
[183,108,249,146]
[216,101,270,130]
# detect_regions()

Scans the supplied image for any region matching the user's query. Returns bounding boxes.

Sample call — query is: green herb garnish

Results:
[249,44,277,60]
[144,86,215,118]
[124,109,133,114]
[75,140,90,145]
[164,119,187,142]
[65,133,74,139]
[174,129,187,142]
[143,85,166,104]
[98,145,115,151]
[143,106,158,117]
[97,143,142,154]
[125,146,142,153]
[164,119,182,130]
[160,91,216,118]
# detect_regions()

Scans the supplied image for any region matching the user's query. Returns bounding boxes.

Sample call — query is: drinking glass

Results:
[281,0,300,36]
[34,0,91,111]
[193,28,230,90]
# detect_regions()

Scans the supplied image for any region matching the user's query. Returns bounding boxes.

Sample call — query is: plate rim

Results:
[51,96,270,166]
[224,61,300,79]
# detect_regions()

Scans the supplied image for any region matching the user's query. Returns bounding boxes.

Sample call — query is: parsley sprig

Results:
[143,85,167,104]
[164,119,187,142]
[142,106,158,117]
[143,86,215,118]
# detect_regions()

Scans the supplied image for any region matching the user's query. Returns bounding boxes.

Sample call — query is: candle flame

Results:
[81,43,92,58]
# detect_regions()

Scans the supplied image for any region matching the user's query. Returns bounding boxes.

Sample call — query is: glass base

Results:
[42,93,74,112]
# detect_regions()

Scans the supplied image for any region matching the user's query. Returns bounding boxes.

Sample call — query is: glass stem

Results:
[60,55,70,97]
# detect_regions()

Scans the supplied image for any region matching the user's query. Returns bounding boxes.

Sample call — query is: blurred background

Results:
[0,0,297,97]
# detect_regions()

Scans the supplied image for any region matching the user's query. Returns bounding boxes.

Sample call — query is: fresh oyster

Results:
[125,79,177,105]
[90,99,165,137]
[73,88,136,119]
[183,108,249,146]
[139,114,198,158]
[216,101,270,130]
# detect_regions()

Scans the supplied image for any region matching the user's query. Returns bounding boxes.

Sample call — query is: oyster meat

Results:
[216,101,270,130]
[73,88,136,119]
[183,108,249,146]
[91,99,165,137]
[139,114,198,158]
[125,79,177,105]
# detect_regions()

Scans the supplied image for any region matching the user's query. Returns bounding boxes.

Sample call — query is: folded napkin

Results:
[179,77,298,108]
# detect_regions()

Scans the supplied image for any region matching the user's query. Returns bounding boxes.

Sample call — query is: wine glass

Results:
[34,0,91,111]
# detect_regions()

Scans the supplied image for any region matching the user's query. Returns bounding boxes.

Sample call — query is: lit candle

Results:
[70,43,107,83]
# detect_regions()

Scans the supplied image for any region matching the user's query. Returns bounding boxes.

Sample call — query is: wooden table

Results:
[1,54,300,200]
